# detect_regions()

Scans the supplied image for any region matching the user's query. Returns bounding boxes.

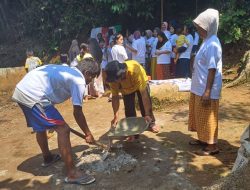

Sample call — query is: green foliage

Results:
[3,0,249,52]
[219,0,250,45]
[17,0,159,52]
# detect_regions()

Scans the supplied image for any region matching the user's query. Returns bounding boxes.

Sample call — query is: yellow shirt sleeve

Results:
[130,63,147,92]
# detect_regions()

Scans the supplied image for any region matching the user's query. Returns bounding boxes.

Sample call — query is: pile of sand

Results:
[150,83,190,110]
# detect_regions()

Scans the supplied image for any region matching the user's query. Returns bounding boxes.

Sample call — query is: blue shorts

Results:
[18,103,65,132]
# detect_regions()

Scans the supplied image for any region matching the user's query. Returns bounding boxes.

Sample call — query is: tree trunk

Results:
[224,50,250,88]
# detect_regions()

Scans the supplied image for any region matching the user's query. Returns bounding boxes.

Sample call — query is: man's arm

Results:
[111,95,120,126]
[73,105,94,143]
[140,87,153,122]
[125,44,137,54]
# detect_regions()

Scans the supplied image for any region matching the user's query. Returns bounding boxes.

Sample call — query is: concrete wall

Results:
[0,67,26,95]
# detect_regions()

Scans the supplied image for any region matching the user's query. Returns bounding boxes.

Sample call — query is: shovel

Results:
[69,128,110,160]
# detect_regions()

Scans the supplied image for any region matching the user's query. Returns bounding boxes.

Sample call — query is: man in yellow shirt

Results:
[105,60,159,140]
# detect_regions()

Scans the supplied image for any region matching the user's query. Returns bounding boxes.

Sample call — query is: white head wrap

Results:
[193,8,219,38]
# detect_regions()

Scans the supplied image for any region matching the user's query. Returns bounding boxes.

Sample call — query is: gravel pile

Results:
[205,163,250,190]
[76,148,137,174]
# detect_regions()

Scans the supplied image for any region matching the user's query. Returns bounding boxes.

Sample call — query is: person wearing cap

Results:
[105,60,159,140]
[188,9,222,156]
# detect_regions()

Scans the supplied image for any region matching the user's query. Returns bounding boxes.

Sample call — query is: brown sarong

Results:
[156,64,171,80]
[188,93,219,144]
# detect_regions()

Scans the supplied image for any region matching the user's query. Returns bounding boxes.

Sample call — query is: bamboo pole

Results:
[161,0,163,24]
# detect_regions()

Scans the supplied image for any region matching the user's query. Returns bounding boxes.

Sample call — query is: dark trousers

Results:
[176,58,190,78]
[122,85,155,122]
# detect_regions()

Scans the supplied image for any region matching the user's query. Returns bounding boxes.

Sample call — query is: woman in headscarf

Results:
[188,9,222,156]
[68,39,80,63]
[155,31,172,79]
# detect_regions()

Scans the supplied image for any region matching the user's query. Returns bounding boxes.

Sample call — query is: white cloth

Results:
[191,35,222,99]
[156,41,172,64]
[179,34,194,59]
[193,32,200,45]
[193,8,219,38]
[132,37,146,64]
[111,44,128,63]
[90,27,102,39]
[70,59,78,67]
[16,64,86,106]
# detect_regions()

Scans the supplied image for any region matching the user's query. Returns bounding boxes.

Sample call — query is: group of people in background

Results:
[89,20,200,82]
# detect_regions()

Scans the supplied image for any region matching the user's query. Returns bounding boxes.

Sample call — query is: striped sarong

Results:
[188,93,219,144]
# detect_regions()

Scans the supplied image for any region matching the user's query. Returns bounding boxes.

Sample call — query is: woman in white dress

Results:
[111,33,128,63]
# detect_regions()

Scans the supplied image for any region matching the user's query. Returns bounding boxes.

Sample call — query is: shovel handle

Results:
[70,128,107,149]
[70,128,86,139]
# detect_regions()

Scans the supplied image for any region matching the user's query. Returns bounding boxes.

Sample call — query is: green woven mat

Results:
[107,117,149,137]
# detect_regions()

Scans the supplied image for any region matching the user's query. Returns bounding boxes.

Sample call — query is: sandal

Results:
[189,140,207,146]
[194,148,220,156]
[65,174,95,185]
[41,154,61,167]
[124,135,140,143]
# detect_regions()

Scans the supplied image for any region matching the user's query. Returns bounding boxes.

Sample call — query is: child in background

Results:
[174,26,189,63]
[25,49,42,73]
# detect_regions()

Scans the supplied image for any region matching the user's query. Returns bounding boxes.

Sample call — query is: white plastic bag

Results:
[232,125,250,172]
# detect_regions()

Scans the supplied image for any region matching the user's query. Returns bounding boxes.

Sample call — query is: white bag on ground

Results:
[232,125,250,172]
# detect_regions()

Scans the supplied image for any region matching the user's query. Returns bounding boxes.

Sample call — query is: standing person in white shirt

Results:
[155,31,172,79]
[176,25,194,78]
[188,9,222,156]
[150,27,161,80]
[126,30,146,67]
[169,25,179,78]
[145,29,155,75]
[161,21,171,40]
[12,58,99,185]
[111,33,128,63]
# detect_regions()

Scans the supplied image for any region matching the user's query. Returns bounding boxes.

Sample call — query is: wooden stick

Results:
[70,128,107,149]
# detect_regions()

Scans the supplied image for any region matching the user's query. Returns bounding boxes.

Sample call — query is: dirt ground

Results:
[0,83,249,190]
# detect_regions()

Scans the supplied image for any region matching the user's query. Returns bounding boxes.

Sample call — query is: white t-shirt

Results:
[194,32,200,45]
[191,35,222,99]
[163,30,171,40]
[170,34,178,58]
[156,41,172,64]
[179,34,194,59]
[151,38,158,57]
[145,37,155,58]
[132,37,146,64]
[16,64,86,106]
[170,34,178,46]
[111,44,128,63]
